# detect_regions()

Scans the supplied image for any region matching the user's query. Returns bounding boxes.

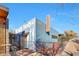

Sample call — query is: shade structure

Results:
[0,6,8,24]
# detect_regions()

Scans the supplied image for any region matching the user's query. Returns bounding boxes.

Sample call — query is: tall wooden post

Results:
[46,15,50,35]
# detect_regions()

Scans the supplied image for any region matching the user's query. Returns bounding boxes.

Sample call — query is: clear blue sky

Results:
[0,3,79,33]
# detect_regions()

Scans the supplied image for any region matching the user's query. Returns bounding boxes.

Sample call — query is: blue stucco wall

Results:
[36,19,58,49]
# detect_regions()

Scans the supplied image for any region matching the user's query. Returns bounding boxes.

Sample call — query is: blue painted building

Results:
[15,18,59,51]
